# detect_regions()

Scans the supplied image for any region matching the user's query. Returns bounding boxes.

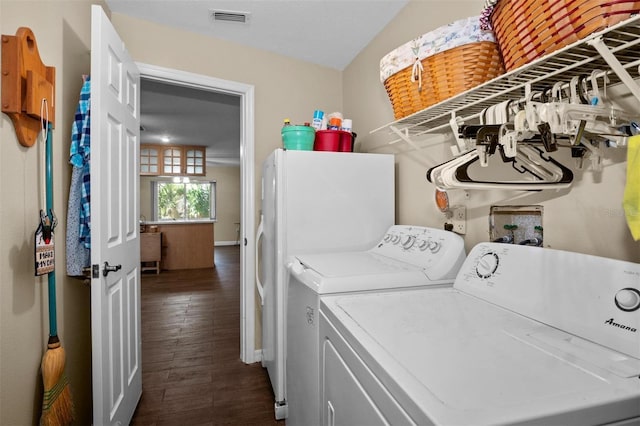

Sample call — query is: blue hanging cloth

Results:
[66,76,91,276]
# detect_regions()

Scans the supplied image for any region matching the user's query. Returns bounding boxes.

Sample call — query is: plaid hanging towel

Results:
[70,76,91,248]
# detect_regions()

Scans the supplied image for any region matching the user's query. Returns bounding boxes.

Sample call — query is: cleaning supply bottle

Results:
[311,110,324,130]
[341,119,352,133]
[328,117,341,130]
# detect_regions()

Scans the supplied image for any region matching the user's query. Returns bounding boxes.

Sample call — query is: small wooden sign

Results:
[35,226,55,276]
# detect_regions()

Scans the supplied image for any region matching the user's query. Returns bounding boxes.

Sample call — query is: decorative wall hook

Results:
[1,27,56,147]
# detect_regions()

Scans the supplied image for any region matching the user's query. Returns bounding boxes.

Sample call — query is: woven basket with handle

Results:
[491,0,640,71]
[383,41,504,120]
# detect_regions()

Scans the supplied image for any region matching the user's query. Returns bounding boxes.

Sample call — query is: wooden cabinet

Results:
[140,144,206,176]
[161,146,183,175]
[140,146,160,175]
[184,147,205,175]
[153,222,214,270]
[141,232,162,274]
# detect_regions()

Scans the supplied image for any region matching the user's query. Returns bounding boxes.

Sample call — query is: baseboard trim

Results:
[215,241,240,246]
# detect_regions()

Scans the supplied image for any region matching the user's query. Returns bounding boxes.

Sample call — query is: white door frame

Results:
[136,63,257,363]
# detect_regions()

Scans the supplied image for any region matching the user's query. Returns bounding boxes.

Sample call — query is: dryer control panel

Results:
[370,225,466,281]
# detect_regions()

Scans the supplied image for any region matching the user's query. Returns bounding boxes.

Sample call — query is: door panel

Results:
[90,5,141,425]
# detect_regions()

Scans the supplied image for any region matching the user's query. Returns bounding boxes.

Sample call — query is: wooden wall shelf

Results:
[1,27,56,147]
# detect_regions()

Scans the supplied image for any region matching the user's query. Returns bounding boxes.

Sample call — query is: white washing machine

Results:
[286,225,466,426]
[320,243,640,425]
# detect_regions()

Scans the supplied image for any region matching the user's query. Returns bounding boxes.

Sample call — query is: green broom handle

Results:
[45,122,57,337]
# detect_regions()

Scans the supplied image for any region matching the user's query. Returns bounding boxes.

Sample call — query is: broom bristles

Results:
[40,338,74,426]
[40,376,74,426]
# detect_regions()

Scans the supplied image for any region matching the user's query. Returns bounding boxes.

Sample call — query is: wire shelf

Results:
[370,15,640,143]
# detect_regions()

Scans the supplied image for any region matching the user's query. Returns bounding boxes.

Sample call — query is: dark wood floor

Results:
[131,246,285,426]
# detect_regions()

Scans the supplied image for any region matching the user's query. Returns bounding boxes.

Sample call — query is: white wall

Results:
[345,0,639,262]
[210,165,241,243]
[0,1,103,424]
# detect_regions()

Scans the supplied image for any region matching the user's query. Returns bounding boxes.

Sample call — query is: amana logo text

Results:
[604,318,637,333]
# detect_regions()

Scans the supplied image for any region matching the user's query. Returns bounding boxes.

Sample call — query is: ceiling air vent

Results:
[210,9,251,24]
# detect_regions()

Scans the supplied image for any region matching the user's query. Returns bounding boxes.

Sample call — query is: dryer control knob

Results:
[401,235,415,248]
[418,240,429,251]
[615,288,640,312]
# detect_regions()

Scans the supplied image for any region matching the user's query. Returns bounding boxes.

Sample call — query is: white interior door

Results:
[90,5,142,425]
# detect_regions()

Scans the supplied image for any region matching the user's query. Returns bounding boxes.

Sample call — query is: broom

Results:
[40,120,74,426]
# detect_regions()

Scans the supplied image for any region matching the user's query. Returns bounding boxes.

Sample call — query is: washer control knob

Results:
[476,252,499,279]
[383,234,392,243]
[391,234,400,244]
[429,241,441,253]
[615,288,640,312]
[418,240,429,251]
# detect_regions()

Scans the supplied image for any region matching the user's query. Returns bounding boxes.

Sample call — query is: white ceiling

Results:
[106,0,409,70]
[107,0,409,167]
[140,78,241,166]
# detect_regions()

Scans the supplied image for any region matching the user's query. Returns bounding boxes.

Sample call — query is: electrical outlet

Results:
[451,206,466,234]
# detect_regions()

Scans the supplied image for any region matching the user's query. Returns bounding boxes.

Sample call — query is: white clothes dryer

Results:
[320,243,640,425]
[286,225,466,426]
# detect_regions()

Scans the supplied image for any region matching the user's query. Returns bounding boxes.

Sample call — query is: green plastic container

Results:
[282,125,315,150]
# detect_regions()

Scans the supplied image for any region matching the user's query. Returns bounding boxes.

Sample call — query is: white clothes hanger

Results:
[426,145,573,191]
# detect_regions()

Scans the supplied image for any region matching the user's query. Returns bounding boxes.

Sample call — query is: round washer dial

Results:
[476,252,499,279]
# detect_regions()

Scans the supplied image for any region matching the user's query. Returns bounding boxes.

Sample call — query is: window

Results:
[153,180,216,221]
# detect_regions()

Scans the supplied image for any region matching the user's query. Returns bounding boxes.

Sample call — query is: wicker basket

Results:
[491,0,640,71]
[383,41,504,120]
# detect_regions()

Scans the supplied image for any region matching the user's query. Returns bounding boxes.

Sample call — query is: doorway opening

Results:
[137,63,256,363]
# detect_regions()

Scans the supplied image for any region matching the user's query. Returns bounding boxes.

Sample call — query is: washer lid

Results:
[296,251,416,277]
[291,252,442,294]
[323,288,640,425]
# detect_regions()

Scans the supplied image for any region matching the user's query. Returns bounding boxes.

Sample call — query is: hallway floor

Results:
[131,246,285,425]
